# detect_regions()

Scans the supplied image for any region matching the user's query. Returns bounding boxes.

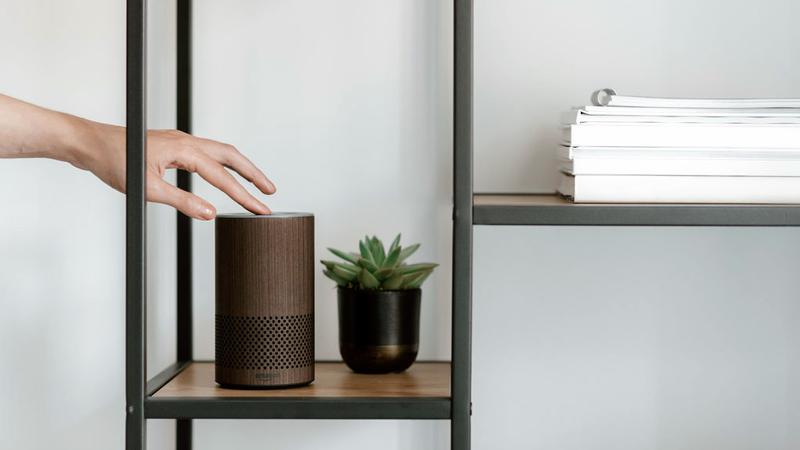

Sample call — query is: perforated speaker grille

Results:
[215,314,314,370]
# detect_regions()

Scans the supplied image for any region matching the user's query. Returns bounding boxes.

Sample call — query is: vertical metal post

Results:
[176,0,193,448]
[452,0,473,449]
[126,0,147,448]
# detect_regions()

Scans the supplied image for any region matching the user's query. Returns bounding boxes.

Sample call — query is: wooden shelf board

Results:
[473,193,800,226]
[154,361,450,399]
[475,193,572,206]
[145,361,451,419]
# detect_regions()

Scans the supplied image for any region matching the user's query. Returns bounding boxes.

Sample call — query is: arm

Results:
[0,94,275,220]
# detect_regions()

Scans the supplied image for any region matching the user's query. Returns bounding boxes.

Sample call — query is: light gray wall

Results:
[0,0,177,448]
[1,1,800,449]
[476,0,800,192]
[473,226,800,449]
[474,2,800,449]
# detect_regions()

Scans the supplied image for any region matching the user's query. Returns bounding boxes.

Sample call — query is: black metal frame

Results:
[125,0,147,449]
[175,0,193,447]
[125,0,474,448]
[147,397,451,420]
[452,0,473,448]
[473,195,800,226]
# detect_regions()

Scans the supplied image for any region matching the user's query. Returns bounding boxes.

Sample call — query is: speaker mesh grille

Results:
[215,314,314,370]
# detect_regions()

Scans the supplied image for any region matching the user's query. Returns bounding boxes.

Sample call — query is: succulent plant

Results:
[321,234,437,290]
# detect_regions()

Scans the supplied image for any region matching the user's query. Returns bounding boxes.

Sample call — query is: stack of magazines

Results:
[558,88,800,203]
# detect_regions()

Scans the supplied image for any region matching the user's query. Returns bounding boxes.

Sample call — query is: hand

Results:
[0,94,275,220]
[72,122,276,220]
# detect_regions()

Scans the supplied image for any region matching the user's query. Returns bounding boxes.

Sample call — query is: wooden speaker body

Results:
[215,213,315,388]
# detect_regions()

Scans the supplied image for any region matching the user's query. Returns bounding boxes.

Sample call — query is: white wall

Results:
[473,1,800,449]
[2,0,800,449]
[475,0,800,193]
[473,227,800,450]
[0,0,176,448]
[188,1,452,448]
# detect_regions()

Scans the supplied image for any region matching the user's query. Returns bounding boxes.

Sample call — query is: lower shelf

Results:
[146,361,451,420]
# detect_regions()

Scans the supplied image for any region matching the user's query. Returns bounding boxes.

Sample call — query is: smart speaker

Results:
[215,213,315,388]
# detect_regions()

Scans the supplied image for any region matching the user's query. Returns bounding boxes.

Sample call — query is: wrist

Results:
[58,114,107,171]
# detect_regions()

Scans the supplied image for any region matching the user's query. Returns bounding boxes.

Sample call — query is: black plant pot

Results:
[337,287,421,374]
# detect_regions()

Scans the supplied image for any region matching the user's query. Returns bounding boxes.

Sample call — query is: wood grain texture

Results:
[154,362,451,398]
[215,213,315,387]
[474,194,570,206]
[216,213,314,317]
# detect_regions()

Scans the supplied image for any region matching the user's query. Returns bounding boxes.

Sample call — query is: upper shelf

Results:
[473,194,800,226]
[146,361,451,420]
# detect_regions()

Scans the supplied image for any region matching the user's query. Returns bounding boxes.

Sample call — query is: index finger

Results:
[196,139,276,195]
[177,150,271,215]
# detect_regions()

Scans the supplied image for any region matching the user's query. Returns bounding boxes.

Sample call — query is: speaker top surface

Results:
[217,212,313,219]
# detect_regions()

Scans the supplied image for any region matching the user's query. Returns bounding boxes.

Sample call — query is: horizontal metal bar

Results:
[185,359,450,364]
[145,397,451,420]
[187,359,449,364]
[146,360,192,397]
[474,203,800,227]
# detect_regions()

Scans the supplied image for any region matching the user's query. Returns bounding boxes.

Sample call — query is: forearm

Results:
[0,94,96,166]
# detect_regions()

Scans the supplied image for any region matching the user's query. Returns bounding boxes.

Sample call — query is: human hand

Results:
[72,122,276,220]
[0,94,273,220]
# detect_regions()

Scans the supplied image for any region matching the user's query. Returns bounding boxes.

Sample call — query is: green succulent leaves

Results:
[327,248,359,266]
[322,234,437,290]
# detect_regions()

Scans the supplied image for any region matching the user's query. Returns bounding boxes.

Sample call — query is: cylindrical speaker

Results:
[215,213,315,388]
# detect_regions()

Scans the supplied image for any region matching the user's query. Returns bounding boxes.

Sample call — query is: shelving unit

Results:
[126,1,800,449]
[125,0,472,449]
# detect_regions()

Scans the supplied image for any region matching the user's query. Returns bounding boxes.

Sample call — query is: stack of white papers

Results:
[557,88,800,203]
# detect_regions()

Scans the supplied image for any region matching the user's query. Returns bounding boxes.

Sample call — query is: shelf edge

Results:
[144,396,451,420]
[474,203,800,226]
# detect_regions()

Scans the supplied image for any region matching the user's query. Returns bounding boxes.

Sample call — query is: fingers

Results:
[149,130,275,217]
[147,175,217,220]
[177,151,271,215]
[197,139,277,194]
